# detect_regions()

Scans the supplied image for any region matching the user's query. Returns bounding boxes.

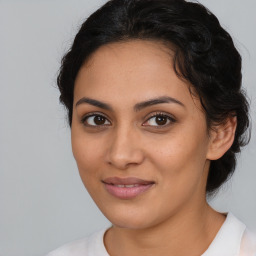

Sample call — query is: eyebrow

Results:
[75,96,185,111]
[134,96,185,111]
[76,97,112,110]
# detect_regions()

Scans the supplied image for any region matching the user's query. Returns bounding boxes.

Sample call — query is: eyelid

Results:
[142,111,176,128]
[145,111,176,121]
[80,111,176,128]
[81,112,111,127]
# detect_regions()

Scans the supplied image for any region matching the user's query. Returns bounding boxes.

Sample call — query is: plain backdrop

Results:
[0,1,255,255]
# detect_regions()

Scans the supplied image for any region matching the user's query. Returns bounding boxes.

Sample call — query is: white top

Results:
[46,213,256,256]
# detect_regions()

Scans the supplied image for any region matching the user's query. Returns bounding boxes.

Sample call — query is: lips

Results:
[102,177,155,199]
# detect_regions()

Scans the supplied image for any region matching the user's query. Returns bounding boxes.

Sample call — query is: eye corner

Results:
[80,112,111,128]
[142,111,177,129]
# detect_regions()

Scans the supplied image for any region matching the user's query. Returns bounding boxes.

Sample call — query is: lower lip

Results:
[103,183,154,199]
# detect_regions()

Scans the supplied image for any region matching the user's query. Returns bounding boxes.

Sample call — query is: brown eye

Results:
[143,113,176,128]
[82,114,111,126]
[155,116,168,125]
[94,116,106,125]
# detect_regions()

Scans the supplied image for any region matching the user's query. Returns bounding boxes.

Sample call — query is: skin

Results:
[71,40,237,256]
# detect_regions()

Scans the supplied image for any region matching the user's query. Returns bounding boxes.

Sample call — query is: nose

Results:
[106,126,145,170]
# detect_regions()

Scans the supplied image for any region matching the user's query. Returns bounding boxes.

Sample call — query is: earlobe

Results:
[206,116,237,160]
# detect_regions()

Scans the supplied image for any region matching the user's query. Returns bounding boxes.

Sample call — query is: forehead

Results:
[85,39,174,68]
[74,40,202,112]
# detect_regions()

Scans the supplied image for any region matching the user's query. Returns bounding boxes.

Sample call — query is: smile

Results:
[102,177,155,199]
[114,184,139,188]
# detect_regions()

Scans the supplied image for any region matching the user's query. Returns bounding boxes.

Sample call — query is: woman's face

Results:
[72,40,212,229]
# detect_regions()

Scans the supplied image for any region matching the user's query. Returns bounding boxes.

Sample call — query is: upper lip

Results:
[102,177,155,185]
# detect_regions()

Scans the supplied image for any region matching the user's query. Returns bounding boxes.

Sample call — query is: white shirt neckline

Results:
[47,212,254,256]
[88,212,247,256]
[202,212,246,256]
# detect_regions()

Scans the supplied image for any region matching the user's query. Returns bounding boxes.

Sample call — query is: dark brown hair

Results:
[57,0,250,195]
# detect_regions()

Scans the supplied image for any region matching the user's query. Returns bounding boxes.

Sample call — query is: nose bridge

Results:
[106,123,144,169]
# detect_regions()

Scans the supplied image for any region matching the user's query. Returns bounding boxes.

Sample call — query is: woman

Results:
[47,0,255,255]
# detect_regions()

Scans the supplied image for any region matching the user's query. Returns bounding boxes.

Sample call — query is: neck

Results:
[104,201,226,256]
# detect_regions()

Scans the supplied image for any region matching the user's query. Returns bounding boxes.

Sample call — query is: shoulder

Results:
[46,237,90,256]
[46,228,109,256]
[202,212,256,256]
[225,213,256,256]
[221,213,256,256]
[240,228,256,256]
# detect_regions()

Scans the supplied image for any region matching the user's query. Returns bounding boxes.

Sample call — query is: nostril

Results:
[106,145,145,170]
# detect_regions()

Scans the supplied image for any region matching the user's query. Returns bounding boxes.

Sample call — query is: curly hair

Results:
[57,0,250,195]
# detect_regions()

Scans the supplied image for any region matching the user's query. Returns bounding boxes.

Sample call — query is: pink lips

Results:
[102,177,155,199]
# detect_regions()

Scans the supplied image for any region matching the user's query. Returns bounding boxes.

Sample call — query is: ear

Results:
[206,116,237,160]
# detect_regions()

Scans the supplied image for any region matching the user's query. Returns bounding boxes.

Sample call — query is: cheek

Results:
[153,131,207,168]
[71,130,105,182]
[152,126,209,189]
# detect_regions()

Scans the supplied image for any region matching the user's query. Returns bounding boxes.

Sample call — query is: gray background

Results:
[0,0,255,255]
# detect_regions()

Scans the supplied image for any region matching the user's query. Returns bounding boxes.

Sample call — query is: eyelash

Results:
[144,112,176,128]
[81,112,111,128]
[81,111,176,129]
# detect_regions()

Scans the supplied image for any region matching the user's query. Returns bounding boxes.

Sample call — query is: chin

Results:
[111,217,155,230]
[101,204,165,230]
